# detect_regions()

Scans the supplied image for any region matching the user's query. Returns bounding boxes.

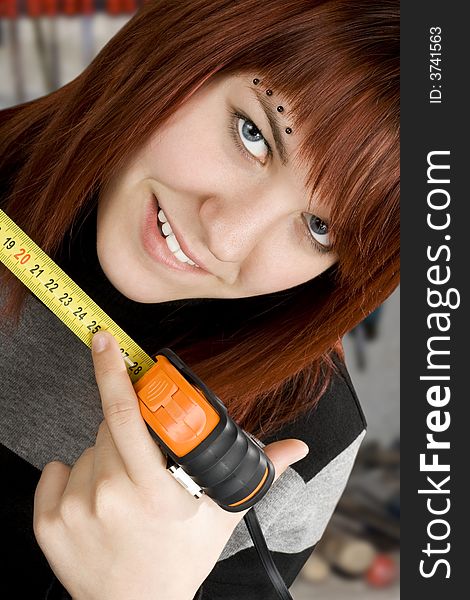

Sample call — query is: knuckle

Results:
[100,363,126,380]
[105,400,135,427]
[33,511,57,543]
[59,494,83,524]
[93,478,120,519]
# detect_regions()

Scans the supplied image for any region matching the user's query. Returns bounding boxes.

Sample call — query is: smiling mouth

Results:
[154,196,200,268]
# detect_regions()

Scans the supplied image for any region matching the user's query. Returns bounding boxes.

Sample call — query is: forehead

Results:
[215,73,319,198]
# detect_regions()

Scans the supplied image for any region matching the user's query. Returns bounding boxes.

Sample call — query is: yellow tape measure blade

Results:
[0,209,154,383]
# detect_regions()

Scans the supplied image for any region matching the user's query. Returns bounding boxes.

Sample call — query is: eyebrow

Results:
[249,87,289,166]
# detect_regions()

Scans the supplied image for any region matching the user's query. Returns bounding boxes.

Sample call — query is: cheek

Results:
[144,119,226,192]
[245,244,336,295]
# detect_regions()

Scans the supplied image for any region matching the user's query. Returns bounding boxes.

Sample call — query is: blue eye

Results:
[229,109,272,164]
[302,213,331,250]
[237,117,269,161]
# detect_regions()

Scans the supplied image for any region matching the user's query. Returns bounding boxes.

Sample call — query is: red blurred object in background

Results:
[43,0,58,16]
[0,0,17,18]
[365,554,398,588]
[63,0,79,15]
[27,0,42,17]
[107,0,136,14]
[121,0,137,12]
[81,0,94,15]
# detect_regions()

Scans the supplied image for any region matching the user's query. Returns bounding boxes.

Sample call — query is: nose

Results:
[199,186,289,266]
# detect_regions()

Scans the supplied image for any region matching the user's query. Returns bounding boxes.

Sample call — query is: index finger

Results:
[91,331,165,486]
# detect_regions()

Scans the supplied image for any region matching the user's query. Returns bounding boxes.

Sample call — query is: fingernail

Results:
[92,332,108,352]
[293,444,309,462]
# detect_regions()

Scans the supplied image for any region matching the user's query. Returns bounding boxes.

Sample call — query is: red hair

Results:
[0,0,399,438]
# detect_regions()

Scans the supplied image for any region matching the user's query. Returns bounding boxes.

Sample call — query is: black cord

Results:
[243,508,294,600]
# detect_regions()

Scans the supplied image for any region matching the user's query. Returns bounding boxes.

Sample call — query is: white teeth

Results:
[156,206,200,267]
[174,249,191,262]
[166,236,199,266]
[161,222,172,236]
[166,233,180,253]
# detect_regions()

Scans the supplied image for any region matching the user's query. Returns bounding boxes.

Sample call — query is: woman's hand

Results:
[33,331,309,600]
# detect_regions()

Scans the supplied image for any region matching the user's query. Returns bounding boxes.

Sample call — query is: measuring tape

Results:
[0,209,155,384]
[0,207,276,509]
[0,208,295,597]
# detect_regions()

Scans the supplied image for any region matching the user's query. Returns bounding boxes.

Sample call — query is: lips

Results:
[141,193,209,275]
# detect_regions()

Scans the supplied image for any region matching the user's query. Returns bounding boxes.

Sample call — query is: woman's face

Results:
[97,73,337,302]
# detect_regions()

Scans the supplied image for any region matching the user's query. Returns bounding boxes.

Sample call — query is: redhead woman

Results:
[0,0,399,598]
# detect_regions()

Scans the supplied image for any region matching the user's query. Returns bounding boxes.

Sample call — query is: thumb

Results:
[263,439,309,483]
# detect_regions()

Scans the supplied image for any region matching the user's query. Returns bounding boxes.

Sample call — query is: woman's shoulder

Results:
[218,355,366,564]
[261,353,367,485]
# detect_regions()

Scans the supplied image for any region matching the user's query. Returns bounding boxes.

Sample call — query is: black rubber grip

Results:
[151,348,275,512]
[177,411,275,510]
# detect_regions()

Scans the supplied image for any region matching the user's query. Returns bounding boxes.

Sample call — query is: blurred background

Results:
[292,290,400,599]
[0,3,400,598]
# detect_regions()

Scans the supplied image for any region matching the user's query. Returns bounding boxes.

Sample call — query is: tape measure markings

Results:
[0,210,155,383]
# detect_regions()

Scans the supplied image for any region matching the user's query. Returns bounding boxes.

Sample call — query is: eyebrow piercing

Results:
[252,77,294,134]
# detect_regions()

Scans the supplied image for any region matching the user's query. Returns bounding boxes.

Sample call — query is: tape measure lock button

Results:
[138,368,178,411]
[134,356,220,457]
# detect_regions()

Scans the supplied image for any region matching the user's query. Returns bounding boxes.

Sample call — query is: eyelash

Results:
[228,109,273,165]
[228,109,332,256]
[302,219,332,255]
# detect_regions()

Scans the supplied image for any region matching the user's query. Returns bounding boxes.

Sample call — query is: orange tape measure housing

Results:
[134,355,220,457]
